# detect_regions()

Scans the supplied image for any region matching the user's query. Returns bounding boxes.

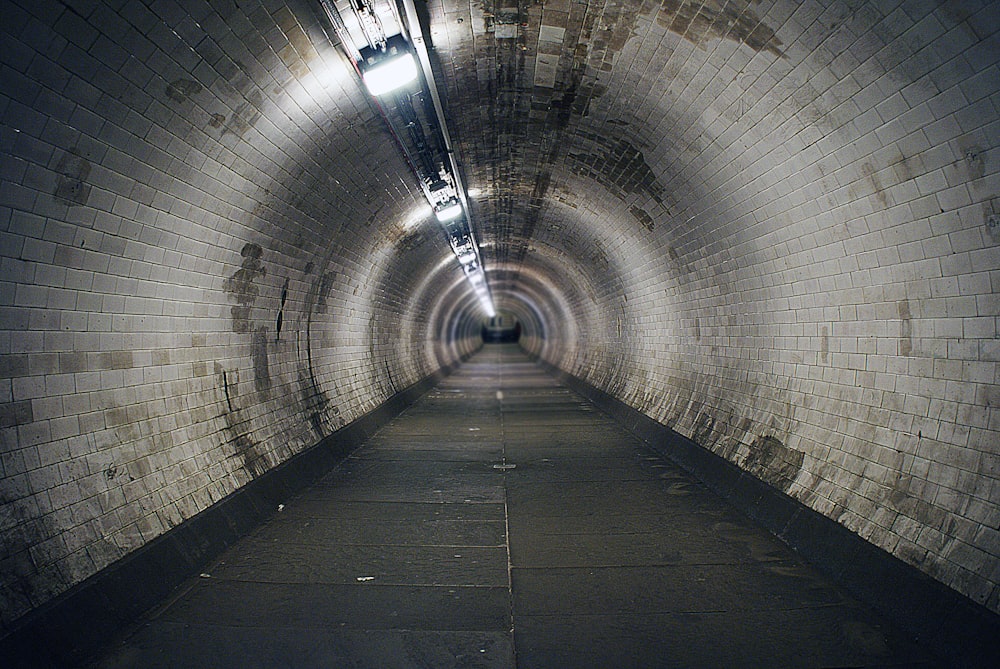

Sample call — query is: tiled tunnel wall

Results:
[0,0,481,631]
[496,0,1000,615]
[1,0,998,640]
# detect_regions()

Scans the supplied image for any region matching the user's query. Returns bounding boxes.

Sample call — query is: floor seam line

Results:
[499,348,519,669]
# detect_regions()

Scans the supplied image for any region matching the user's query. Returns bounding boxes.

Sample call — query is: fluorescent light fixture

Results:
[469,272,484,286]
[481,301,496,318]
[457,250,476,265]
[359,36,419,96]
[362,52,418,95]
[434,199,463,223]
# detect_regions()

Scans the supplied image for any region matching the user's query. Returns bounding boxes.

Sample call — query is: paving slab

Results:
[93,345,932,668]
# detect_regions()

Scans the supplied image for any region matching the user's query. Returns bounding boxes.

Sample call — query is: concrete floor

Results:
[94,345,932,668]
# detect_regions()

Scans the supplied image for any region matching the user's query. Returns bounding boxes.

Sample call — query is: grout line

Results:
[497,347,519,668]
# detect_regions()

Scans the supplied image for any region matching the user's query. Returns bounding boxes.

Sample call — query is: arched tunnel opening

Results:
[482,311,522,343]
[1,0,999,666]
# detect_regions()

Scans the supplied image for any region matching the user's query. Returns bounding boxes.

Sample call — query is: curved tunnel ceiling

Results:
[1,0,998,631]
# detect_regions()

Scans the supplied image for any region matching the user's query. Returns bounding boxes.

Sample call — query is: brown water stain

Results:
[898,299,912,356]
[309,271,336,315]
[165,78,202,103]
[862,162,889,208]
[656,0,785,58]
[0,400,33,429]
[692,410,716,446]
[569,135,666,205]
[53,148,91,206]
[962,144,985,180]
[216,363,269,478]
[300,264,341,437]
[630,204,655,231]
[223,243,266,333]
[252,325,271,394]
[743,435,803,493]
[224,90,263,136]
[273,6,319,78]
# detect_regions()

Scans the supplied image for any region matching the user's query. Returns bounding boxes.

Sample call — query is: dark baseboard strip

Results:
[0,358,467,668]
[539,359,1000,669]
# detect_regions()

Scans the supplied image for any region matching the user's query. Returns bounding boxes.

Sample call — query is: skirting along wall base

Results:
[538,357,1000,669]
[0,355,472,668]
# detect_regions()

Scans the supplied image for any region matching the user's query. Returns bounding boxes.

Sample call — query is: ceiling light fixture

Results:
[321,0,495,319]
[434,199,463,223]
[359,36,418,96]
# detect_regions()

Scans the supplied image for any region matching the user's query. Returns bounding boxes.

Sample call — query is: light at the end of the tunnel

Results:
[434,200,463,223]
[361,52,418,96]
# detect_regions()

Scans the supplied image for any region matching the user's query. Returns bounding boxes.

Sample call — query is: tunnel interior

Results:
[1,0,999,660]
[482,312,521,343]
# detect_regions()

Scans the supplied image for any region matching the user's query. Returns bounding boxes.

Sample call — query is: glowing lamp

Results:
[359,36,418,96]
[434,199,463,223]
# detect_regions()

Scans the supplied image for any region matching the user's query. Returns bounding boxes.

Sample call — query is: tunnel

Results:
[1,0,999,666]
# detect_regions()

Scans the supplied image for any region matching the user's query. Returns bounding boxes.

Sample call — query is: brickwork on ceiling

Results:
[433,0,999,611]
[0,0,477,630]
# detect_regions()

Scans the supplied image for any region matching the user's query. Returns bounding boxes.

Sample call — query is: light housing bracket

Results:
[359,35,418,96]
